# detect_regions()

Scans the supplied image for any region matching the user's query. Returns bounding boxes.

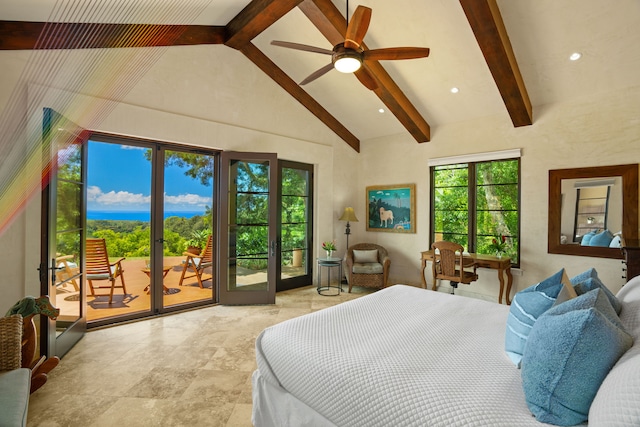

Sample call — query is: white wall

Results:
[354,85,640,301]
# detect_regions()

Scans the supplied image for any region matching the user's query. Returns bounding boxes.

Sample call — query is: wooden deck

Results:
[55,256,214,323]
[54,257,309,324]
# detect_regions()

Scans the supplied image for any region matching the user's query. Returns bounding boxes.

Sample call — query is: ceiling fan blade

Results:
[363,47,430,61]
[299,63,334,85]
[344,5,372,49]
[354,68,378,91]
[270,40,333,55]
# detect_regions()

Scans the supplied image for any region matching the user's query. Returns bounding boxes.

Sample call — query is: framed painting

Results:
[366,184,416,233]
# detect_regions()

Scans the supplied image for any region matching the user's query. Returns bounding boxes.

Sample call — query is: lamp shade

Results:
[339,207,359,222]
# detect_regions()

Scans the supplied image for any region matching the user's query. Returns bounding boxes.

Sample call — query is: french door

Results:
[44,128,295,340]
[40,108,87,358]
[85,136,217,326]
[219,152,277,304]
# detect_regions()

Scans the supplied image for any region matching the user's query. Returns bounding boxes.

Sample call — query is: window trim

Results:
[428,149,521,167]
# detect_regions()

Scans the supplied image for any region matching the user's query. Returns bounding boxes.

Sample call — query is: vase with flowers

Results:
[489,235,507,258]
[322,240,337,258]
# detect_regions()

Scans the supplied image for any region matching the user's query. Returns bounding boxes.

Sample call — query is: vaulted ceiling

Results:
[1,0,639,152]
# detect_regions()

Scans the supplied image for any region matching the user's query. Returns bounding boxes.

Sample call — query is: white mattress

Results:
[253,284,557,427]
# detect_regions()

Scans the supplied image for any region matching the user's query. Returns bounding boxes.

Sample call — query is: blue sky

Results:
[87,141,213,213]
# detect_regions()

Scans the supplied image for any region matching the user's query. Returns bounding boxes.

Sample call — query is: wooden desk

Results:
[420,250,514,305]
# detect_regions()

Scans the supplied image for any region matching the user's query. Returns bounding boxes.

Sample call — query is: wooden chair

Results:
[86,238,127,304]
[55,254,79,291]
[431,240,478,294]
[345,243,391,292]
[179,235,213,288]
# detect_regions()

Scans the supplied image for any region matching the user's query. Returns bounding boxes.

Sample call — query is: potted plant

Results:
[489,235,507,258]
[185,229,211,255]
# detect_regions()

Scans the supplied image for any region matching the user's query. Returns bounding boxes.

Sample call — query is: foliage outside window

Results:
[431,158,520,265]
[280,166,310,266]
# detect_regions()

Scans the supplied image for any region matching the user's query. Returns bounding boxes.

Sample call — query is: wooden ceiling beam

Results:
[459,0,532,126]
[224,0,304,49]
[298,0,431,143]
[240,42,360,151]
[0,21,225,50]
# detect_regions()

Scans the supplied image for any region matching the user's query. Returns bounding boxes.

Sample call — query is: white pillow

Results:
[353,249,378,263]
[609,235,622,248]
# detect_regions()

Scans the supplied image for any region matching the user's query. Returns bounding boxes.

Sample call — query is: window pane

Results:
[235,161,269,193]
[476,160,518,185]
[281,223,306,252]
[433,210,468,234]
[236,194,268,224]
[282,195,308,223]
[281,168,307,196]
[57,180,81,231]
[431,158,520,266]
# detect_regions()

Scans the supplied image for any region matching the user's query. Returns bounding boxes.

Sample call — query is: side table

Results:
[141,265,172,295]
[317,257,342,296]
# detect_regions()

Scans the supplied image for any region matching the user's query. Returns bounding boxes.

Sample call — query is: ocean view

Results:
[87,211,204,221]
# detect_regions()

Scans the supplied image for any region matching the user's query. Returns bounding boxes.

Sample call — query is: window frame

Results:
[429,157,521,267]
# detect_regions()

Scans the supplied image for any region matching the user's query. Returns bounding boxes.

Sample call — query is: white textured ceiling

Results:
[1,0,639,144]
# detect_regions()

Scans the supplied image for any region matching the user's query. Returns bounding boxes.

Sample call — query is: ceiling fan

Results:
[271,4,430,90]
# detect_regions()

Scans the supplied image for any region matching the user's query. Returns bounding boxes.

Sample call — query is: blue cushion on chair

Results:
[521,289,633,426]
[570,268,621,314]
[504,269,567,366]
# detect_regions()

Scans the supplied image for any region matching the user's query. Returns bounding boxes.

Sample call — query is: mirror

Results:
[548,164,638,258]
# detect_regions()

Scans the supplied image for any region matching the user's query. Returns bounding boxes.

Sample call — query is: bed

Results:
[252,274,640,427]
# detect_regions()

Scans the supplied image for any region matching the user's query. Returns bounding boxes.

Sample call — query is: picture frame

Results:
[366,184,416,233]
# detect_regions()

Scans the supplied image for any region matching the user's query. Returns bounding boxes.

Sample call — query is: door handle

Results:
[270,240,276,257]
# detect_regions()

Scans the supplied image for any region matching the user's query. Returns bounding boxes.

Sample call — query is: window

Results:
[430,154,520,265]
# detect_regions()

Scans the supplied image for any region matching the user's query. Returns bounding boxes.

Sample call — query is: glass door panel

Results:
[41,108,87,358]
[86,139,152,324]
[55,145,83,327]
[278,161,313,291]
[162,149,215,307]
[219,152,277,305]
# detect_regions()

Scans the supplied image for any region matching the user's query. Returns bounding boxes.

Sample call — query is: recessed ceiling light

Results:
[569,52,582,61]
[450,87,459,94]
[378,108,385,113]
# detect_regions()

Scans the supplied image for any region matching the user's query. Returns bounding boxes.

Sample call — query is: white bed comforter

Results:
[253,284,554,427]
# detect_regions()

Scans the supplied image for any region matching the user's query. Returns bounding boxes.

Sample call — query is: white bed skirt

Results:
[252,370,335,427]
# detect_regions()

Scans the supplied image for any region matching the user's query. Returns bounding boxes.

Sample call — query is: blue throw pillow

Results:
[521,289,633,426]
[570,268,621,314]
[589,229,614,247]
[580,230,597,246]
[504,269,566,366]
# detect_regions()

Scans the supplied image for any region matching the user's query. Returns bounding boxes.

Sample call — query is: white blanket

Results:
[254,285,555,427]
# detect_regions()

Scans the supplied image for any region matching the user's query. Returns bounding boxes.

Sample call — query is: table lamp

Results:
[339,207,359,251]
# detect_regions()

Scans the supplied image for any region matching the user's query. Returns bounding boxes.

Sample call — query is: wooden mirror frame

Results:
[548,164,638,259]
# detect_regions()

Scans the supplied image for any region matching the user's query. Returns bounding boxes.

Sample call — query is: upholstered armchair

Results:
[345,243,391,292]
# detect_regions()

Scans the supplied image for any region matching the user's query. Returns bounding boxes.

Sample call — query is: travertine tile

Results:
[27,285,375,426]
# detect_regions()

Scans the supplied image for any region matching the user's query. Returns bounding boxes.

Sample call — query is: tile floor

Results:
[27,285,374,426]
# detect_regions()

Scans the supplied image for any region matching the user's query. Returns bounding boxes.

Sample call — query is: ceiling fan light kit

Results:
[332,44,362,73]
